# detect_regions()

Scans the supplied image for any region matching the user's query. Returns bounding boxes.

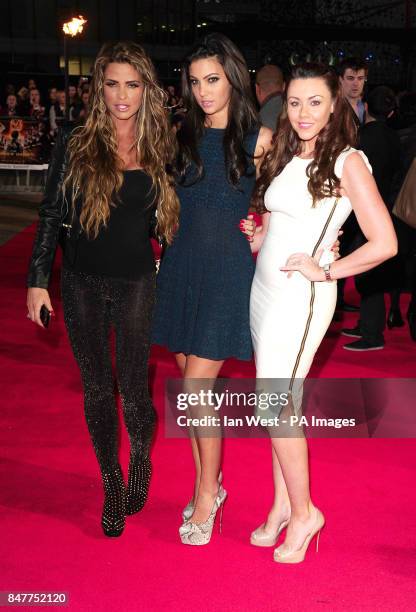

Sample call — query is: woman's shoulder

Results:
[255,124,272,144]
[334,146,372,179]
[253,125,273,158]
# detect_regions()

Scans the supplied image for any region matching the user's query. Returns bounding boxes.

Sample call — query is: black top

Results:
[398,123,416,174]
[66,169,156,279]
[359,120,402,209]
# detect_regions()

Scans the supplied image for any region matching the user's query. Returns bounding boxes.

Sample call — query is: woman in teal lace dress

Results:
[153,33,273,544]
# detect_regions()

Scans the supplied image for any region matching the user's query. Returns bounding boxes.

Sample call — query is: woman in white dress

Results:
[249,63,397,563]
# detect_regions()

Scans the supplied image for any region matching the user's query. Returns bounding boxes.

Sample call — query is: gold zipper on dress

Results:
[288,198,339,397]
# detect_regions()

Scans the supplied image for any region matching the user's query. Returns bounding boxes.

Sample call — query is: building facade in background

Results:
[0,0,415,88]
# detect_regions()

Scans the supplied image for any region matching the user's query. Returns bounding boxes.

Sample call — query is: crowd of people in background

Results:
[339,59,416,350]
[0,77,92,160]
[0,76,91,134]
[2,56,416,345]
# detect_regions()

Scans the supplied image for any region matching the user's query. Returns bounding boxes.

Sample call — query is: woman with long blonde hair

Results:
[26,41,179,538]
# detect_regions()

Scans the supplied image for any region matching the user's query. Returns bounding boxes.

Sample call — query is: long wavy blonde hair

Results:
[63,41,179,242]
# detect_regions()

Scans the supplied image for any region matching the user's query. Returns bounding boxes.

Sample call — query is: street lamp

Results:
[62,16,87,120]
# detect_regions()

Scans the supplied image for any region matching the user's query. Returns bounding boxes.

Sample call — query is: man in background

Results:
[338,57,368,125]
[336,57,369,313]
[255,64,284,132]
[342,86,402,351]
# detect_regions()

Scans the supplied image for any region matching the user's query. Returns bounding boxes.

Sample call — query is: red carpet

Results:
[1,224,416,611]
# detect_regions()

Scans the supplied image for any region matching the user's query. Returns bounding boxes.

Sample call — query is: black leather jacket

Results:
[27,126,79,288]
[27,127,160,288]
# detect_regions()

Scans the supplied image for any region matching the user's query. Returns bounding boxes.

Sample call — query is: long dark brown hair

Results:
[252,63,357,212]
[63,41,179,243]
[176,32,259,187]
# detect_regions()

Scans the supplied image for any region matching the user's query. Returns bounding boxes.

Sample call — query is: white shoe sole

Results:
[343,345,384,351]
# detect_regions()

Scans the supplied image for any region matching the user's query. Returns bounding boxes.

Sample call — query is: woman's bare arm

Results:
[281,152,397,281]
[325,152,397,279]
[247,126,274,253]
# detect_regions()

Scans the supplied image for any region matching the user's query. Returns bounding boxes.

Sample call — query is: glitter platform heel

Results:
[126,455,152,515]
[101,466,126,537]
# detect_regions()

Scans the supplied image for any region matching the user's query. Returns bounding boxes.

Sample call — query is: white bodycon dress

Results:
[250,148,371,410]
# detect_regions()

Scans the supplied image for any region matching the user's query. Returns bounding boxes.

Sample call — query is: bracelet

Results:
[323,263,332,282]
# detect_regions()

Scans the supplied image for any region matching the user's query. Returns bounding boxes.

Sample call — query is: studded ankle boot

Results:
[126,456,152,515]
[101,467,126,537]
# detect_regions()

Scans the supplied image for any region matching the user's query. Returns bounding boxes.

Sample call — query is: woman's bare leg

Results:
[183,354,224,524]
[271,437,318,551]
[175,353,186,376]
[175,352,202,504]
[261,447,291,532]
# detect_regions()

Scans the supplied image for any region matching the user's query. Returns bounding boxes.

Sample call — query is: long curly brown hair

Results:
[252,63,357,212]
[63,41,179,242]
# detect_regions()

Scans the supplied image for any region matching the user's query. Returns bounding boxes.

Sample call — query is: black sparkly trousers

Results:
[61,268,156,472]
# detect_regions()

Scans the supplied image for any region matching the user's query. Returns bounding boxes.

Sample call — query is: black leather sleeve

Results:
[27,128,70,288]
